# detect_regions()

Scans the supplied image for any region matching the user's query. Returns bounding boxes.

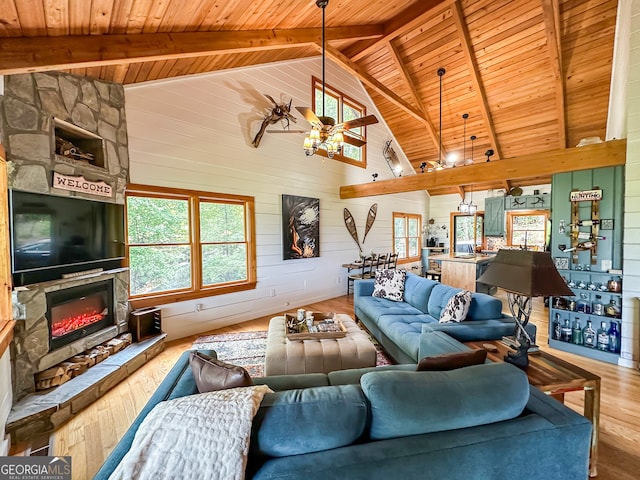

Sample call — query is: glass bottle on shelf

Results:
[592,295,604,316]
[607,322,621,354]
[583,320,596,348]
[577,293,590,314]
[597,321,609,351]
[552,313,562,340]
[571,318,583,345]
[561,319,572,343]
[605,298,621,319]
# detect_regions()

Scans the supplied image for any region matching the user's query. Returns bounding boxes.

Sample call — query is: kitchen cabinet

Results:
[484,197,505,236]
[505,194,550,210]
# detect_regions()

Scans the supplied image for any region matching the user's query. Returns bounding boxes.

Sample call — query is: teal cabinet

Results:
[484,197,505,236]
[504,194,550,210]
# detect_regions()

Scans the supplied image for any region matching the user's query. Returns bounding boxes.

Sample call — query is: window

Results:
[125,184,256,308]
[393,213,421,263]
[506,210,549,250]
[451,213,484,254]
[313,77,367,168]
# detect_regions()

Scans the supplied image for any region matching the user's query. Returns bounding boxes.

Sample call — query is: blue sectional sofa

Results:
[354,272,537,363]
[94,332,592,480]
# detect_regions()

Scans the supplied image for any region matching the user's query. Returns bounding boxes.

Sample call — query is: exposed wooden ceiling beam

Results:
[0,25,384,75]
[320,43,446,156]
[350,0,454,62]
[339,139,626,199]
[451,0,501,159]
[457,186,465,200]
[541,0,567,148]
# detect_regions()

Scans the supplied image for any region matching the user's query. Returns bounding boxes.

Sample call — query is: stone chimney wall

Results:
[1,72,129,202]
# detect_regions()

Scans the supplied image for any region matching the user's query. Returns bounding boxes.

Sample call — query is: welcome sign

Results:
[570,189,602,202]
[52,172,112,197]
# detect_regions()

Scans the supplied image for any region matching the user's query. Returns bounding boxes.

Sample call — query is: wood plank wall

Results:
[124,57,428,340]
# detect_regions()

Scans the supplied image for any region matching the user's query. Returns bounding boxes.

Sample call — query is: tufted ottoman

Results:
[264,314,377,375]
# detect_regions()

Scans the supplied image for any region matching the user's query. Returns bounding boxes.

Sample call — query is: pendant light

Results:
[468,135,477,214]
[435,68,446,170]
[457,113,470,213]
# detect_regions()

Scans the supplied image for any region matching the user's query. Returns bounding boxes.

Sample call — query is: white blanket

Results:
[108,385,272,480]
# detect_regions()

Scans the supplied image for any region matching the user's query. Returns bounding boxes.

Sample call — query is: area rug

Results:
[192,330,394,377]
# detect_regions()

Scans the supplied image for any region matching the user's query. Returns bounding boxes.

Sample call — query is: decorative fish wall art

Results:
[343,203,378,252]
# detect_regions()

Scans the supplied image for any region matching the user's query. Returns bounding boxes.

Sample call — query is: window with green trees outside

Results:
[125,184,256,308]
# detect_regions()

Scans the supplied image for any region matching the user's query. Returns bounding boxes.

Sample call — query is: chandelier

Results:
[303,0,344,157]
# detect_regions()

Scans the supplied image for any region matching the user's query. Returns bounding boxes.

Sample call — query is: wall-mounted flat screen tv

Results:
[9,190,125,286]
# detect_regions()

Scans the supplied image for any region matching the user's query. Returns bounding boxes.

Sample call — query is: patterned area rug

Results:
[192,330,394,377]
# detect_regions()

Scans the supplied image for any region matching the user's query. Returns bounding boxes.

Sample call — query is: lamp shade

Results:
[477,249,573,297]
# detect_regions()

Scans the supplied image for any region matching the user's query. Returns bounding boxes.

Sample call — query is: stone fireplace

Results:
[11,270,130,402]
[1,72,168,443]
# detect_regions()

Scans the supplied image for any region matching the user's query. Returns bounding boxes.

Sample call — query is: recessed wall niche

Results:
[54,117,106,169]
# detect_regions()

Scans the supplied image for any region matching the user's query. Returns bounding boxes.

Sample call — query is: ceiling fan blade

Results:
[343,132,366,147]
[342,115,379,130]
[295,107,323,126]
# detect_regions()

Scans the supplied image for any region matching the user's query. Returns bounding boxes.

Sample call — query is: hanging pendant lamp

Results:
[458,113,470,213]
[435,68,446,170]
[468,135,477,214]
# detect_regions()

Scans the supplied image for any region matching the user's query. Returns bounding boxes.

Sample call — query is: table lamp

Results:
[477,249,573,368]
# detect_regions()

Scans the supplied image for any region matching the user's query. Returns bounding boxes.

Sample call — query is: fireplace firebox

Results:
[46,279,115,351]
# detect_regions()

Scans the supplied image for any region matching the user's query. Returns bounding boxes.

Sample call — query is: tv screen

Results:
[9,190,125,286]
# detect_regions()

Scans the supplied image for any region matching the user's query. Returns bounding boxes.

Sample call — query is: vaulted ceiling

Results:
[0,0,621,196]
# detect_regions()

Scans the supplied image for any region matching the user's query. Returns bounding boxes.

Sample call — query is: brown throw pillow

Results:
[189,351,253,393]
[416,349,487,372]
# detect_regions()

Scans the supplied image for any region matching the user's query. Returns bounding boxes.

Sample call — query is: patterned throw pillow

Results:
[372,269,406,302]
[439,290,472,323]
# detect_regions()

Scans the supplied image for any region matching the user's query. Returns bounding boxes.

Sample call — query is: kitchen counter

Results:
[429,254,494,264]
[429,254,494,293]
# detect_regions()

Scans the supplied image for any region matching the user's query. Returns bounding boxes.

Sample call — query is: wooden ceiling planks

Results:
[0,0,621,195]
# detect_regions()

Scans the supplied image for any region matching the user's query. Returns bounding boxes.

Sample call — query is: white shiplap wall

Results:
[622,0,640,368]
[125,58,428,340]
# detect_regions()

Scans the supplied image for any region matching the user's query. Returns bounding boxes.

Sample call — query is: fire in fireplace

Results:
[46,279,115,351]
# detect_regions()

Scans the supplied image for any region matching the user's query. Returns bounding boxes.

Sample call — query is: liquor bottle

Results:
[561,319,572,343]
[571,318,583,345]
[605,299,621,319]
[592,295,604,316]
[583,320,596,348]
[607,322,621,354]
[552,313,561,340]
[596,321,609,351]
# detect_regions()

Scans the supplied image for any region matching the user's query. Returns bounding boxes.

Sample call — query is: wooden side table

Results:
[466,340,601,477]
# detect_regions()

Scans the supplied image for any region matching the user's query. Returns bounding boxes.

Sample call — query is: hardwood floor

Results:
[49,293,640,480]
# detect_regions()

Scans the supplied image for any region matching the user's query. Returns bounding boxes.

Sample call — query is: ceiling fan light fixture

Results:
[446,152,457,165]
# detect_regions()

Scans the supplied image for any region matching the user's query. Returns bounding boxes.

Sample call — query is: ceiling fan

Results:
[297,0,379,157]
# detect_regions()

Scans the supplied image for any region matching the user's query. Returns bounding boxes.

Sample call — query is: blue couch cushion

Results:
[426,283,462,318]
[468,293,503,320]
[356,295,424,323]
[360,363,530,440]
[376,315,436,360]
[251,385,368,457]
[426,283,503,321]
[403,273,438,313]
